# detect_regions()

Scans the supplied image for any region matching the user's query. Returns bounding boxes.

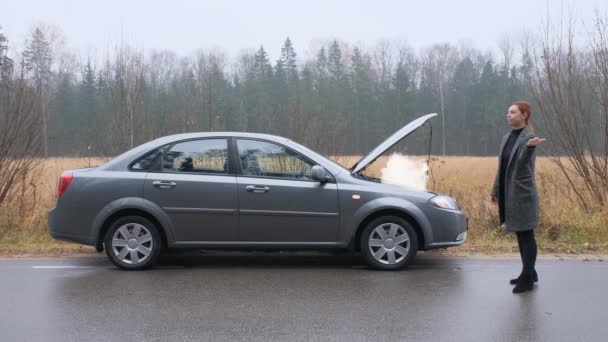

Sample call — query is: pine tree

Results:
[23,27,53,157]
[80,59,97,151]
[82,59,96,94]
[450,57,476,154]
[273,58,288,101]
[326,40,349,126]
[0,27,6,57]
[316,46,328,80]
[474,60,502,154]
[299,64,315,115]
[0,26,11,69]
[350,47,375,151]
[327,40,343,81]
[253,45,272,80]
[204,53,230,131]
[280,37,298,84]
[394,54,417,138]
[24,28,53,86]
[252,46,273,132]
[0,26,13,77]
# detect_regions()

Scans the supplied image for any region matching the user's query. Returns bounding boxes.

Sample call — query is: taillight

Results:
[57,172,73,198]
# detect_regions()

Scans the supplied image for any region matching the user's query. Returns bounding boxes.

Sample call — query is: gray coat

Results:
[491,126,539,232]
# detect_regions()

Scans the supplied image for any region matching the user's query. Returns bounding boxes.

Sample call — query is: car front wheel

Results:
[360,215,418,270]
[104,216,162,270]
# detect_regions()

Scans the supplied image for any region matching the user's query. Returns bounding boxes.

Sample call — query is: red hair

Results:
[512,100,534,132]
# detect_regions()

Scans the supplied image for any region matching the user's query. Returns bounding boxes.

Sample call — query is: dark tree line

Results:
[0,26,553,158]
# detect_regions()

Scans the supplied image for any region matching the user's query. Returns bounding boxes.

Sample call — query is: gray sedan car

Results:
[49,113,467,270]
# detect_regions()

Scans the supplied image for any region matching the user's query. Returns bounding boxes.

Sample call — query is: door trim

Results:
[172,241,345,248]
[239,209,338,217]
[164,207,237,215]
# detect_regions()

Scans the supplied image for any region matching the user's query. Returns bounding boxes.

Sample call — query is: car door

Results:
[143,138,238,242]
[235,138,340,243]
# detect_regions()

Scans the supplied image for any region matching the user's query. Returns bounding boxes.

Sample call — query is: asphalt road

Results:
[0,252,606,342]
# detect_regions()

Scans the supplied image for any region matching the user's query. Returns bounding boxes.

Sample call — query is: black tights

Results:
[516,230,537,275]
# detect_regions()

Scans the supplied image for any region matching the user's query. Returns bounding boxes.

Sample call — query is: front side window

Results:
[162,139,229,174]
[237,139,313,180]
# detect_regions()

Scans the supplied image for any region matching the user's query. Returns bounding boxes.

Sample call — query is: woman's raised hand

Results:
[527,137,546,147]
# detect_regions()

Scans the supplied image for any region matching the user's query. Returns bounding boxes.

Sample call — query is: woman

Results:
[490,101,545,294]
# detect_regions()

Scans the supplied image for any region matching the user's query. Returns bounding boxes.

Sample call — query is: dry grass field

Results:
[1,155,606,255]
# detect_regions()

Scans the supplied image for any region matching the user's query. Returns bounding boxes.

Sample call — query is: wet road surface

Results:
[0,252,606,342]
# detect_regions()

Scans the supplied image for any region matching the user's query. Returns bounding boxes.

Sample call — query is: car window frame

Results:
[233,137,335,183]
[146,137,235,177]
[128,144,171,172]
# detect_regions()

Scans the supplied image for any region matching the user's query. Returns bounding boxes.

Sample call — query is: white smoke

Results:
[380,153,428,190]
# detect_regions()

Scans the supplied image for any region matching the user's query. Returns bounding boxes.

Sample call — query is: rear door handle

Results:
[152,181,177,189]
[245,185,270,193]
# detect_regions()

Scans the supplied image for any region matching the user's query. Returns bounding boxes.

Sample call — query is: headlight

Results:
[430,196,460,210]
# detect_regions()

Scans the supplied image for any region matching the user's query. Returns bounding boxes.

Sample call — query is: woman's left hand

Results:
[527,137,546,147]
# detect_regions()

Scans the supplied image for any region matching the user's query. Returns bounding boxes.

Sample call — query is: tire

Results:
[360,215,418,270]
[104,216,162,270]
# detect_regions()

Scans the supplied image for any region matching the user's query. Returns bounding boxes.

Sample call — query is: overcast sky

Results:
[1,0,606,61]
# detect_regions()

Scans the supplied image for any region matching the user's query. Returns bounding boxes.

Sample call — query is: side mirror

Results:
[311,165,332,183]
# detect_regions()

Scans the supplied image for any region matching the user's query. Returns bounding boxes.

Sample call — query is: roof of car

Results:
[154,132,291,144]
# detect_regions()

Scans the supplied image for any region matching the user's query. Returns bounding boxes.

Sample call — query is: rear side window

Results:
[130,146,168,170]
[162,139,229,174]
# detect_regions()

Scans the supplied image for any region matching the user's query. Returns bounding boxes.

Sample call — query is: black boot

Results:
[513,274,535,293]
[510,269,538,285]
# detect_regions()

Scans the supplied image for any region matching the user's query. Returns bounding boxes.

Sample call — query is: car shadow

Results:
[150,250,458,271]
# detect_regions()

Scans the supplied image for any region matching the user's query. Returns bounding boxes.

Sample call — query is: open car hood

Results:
[350,113,437,174]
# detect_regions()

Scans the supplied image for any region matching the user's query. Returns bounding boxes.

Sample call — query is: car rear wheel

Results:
[360,215,418,270]
[104,216,162,270]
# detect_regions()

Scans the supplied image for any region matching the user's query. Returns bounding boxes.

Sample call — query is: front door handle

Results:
[245,185,270,193]
[152,181,177,189]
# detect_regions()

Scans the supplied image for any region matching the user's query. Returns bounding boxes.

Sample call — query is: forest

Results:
[1,27,539,157]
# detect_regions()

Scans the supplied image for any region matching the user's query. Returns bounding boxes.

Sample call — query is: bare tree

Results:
[498,34,514,73]
[194,50,228,131]
[423,44,458,155]
[108,45,146,150]
[373,40,394,92]
[526,12,608,210]
[0,60,43,210]
[148,50,177,135]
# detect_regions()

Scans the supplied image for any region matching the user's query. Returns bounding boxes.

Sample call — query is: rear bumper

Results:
[48,207,94,246]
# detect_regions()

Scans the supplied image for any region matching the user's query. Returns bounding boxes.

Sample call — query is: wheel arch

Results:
[91,198,174,251]
[351,208,427,252]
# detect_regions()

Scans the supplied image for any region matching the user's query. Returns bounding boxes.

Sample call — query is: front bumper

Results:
[424,210,468,250]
